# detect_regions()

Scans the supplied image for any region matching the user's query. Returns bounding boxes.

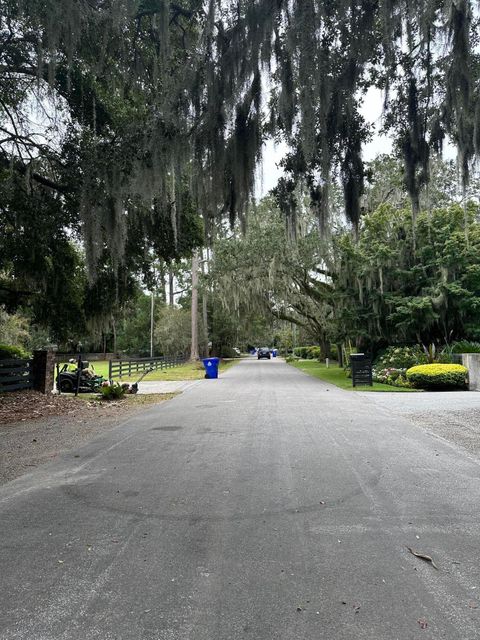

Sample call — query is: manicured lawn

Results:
[121,359,239,382]
[289,360,420,392]
[56,358,240,382]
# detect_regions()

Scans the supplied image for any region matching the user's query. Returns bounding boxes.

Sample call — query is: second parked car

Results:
[257,347,271,360]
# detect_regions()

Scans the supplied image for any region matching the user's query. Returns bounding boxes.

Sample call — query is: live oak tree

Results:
[2,1,480,256]
[2,1,480,346]
[210,163,480,354]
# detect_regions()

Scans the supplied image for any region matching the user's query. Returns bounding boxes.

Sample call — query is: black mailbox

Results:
[350,353,373,387]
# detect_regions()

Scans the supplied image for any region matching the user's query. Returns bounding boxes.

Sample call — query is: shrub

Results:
[294,346,322,359]
[373,367,413,388]
[293,346,308,359]
[375,345,426,370]
[286,355,301,363]
[0,344,30,359]
[308,346,321,359]
[406,364,468,389]
[99,381,126,400]
[449,341,480,354]
[220,346,237,358]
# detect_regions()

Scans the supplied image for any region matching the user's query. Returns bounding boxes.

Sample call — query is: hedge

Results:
[293,346,321,359]
[0,344,30,360]
[406,364,468,389]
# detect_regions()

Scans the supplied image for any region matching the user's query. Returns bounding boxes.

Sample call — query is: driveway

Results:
[1,359,479,639]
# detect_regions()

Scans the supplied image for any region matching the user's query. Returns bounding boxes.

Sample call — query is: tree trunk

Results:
[158,260,167,304]
[170,162,178,248]
[334,344,342,367]
[168,269,174,306]
[150,291,155,358]
[111,315,117,355]
[201,249,209,357]
[202,294,209,357]
[320,335,330,360]
[190,251,200,361]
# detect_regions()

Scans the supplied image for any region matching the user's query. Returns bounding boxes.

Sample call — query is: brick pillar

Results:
[32,350,56,394]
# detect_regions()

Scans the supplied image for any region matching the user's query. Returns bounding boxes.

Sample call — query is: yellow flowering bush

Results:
[406,364,468,389]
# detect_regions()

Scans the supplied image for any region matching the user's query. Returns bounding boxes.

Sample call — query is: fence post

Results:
[32,349,56,394]
[108,360,112,381]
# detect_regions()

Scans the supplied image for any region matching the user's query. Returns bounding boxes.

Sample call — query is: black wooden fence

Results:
[109,355,187,380]
[0,358,33,393]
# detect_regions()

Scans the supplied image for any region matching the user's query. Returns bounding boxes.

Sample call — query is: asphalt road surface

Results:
[1,359,479,640]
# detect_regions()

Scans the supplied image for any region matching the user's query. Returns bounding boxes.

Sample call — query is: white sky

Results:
[257,87,457,197]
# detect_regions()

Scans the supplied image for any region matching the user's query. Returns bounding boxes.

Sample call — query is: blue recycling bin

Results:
[202,357,220,379]
[272,349,278,358]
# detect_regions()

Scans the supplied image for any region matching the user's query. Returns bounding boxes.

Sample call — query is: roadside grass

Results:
[55,358,240,383]
[289,360,420,392]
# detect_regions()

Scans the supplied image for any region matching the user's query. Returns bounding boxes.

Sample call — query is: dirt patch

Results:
[0,390,177,485]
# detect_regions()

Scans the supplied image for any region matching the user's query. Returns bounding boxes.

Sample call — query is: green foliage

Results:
[406,364,468,389]
[99,381,126,401]
[0,344,30,359]
[274,327,294,353]
[219,346,239,359]
[329,345,339,361]
[286,355,301,363]
[116,292,153,357]
[294,346,321,360]
[375,346,427,370]
[334,203,480,347]
[209,198,334,349]
[0,307,30,346]
[154,305,195,357]
[2,0,480,278]
[373,367,413,389]
[449,341,480,354]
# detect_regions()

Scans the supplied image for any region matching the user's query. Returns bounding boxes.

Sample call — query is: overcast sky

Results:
[257,87,457,197]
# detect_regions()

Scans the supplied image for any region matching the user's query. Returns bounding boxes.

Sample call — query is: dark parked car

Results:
[257,347,271,360]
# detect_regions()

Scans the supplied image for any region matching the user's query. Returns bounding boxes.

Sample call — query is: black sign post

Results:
[350,353,373,387]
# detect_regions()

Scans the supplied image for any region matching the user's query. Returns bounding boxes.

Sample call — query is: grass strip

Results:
[289,360,419,392]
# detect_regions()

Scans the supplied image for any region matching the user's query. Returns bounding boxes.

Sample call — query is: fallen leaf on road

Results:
[418,618,428,629]
[468,601,478,609]
[296,607,303,612]
[407,547,438,570]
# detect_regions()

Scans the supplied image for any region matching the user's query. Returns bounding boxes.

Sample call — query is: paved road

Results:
[137,380,200,395]
[1,359,479,639]
[357,388,480,413]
